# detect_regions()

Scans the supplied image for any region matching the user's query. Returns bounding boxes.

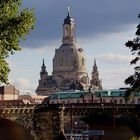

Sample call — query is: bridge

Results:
[0,103,140,140]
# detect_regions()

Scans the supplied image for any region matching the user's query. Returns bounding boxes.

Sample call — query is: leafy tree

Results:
[130,136,140,140]
[0,0,35,84]
[125,14,140,97]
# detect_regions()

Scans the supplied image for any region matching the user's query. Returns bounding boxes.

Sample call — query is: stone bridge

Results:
[63,103,140,138]
[0,105,35,135]
[0,103,140,140]
[0,104,64,140]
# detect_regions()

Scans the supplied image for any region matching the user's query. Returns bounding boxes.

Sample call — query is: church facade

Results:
[36,8,102,95]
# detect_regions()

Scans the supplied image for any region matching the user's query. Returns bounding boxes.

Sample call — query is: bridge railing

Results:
[0,104,35,109]
[54,103,136,109]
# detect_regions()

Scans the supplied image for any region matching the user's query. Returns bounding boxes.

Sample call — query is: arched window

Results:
[60,50,64,65]
[114,99,117,104]
[103,99,106,103]
[138,98,140,104]
[132,99,135,104]
[120,99,123,104]
[82,57,84,66]
[77,100,80,103]
[67,100,70,104]
[44,81,46,85]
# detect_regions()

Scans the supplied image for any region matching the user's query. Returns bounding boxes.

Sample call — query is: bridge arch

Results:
[65,114,136,140]
[0,118,34,140]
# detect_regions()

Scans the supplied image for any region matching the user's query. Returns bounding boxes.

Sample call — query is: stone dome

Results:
[52,43,89,89]
[52,7,89,89]
[53,44,87,73]
[64,14,75,25]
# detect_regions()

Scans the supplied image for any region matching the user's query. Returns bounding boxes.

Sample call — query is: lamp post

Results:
[70,104,73,131]
[99,92,102,104]
[86,125,89,140]
[113,103,116,128]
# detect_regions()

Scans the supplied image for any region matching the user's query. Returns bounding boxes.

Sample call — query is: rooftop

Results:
[50,89,140,99]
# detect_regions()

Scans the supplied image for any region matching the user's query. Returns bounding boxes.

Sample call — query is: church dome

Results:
[52,6,89,89]
[53,44,87,73]
[64,14,75,25]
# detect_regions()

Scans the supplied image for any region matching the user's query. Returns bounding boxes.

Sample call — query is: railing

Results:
[61,103,136,109]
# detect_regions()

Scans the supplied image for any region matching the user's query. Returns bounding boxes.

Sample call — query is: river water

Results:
[0,118,136,140]
[0,118,34,140]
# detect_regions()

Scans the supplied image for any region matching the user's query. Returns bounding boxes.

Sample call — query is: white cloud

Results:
[12,78,35,94]
[86,53,134,64]
[99,53,134,63]
[101,66,134,89]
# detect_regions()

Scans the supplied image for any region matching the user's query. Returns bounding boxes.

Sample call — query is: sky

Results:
[7,0,140,94]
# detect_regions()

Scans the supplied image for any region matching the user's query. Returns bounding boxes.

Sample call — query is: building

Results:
[48,89,140,105]
[36,7,102,95]
[0,86,19,100]
[18,94,48,104]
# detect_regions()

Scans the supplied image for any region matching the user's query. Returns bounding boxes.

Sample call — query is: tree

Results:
[125,14,140,97]
[0,0,35,84]
[130,136,140,140]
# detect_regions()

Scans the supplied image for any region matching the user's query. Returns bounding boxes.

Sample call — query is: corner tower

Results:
[36,59,57,95]
[53,7,89,90]
[90,59,103,90]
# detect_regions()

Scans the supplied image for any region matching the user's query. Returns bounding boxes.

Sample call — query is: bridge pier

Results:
[33,104,65,140]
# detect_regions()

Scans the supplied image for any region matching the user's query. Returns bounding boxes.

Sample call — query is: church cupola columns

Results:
[62,6,76,45]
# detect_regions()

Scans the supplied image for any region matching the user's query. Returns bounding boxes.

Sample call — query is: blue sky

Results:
[7,0,140,94]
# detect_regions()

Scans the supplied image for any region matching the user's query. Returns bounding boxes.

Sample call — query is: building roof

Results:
[50,89,140,100]
[50,90,87,99]
[0,86,19,95]
[94,89,140,97]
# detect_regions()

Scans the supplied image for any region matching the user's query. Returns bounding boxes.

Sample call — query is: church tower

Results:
[90,59,103,90]
[62,6,76,45]
[53,6,89,90]
[39,59,48,85]
[36,59,57,95]
[36,7,89,95]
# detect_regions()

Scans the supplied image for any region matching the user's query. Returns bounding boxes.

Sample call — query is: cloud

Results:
[33,44,57,54]
[101,66,134,89]
[99,53,134,63]
[7,59,32,73]
[12,78,34,94]
[14,78,30,88]
[20,0,140,49]
[86,53,134,65]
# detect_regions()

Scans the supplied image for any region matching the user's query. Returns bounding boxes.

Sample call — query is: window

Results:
[103,99,106,103]
[77,100,80,103]
[114,99,117,104]
[60,50,64,65]
[138,98,140,104]
[44,82,46,85]
[120,99,123,104]
[132,99,135,104]
[82,57,84,66]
